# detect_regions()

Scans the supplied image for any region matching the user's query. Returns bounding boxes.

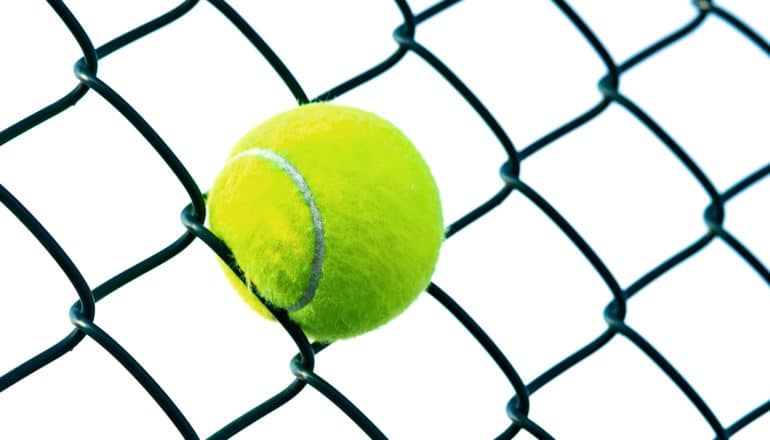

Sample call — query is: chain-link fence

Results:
[1,0,768,438]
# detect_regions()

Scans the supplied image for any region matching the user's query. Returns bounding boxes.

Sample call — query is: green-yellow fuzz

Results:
[207,102,443,341]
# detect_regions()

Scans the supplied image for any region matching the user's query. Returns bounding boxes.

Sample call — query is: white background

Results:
[1,1,768,439]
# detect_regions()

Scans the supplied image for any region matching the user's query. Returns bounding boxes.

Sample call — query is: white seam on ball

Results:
[229,148,324,312]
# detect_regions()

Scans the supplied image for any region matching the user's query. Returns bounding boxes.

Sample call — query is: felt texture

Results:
[207,102,443,341]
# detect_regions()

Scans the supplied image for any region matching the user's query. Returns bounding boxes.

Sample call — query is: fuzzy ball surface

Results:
[207,102,443,341]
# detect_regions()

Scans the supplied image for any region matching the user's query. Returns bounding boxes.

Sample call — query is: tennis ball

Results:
[207,102,443,341]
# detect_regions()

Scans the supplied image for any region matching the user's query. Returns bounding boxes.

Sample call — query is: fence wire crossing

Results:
[1,0,769,439]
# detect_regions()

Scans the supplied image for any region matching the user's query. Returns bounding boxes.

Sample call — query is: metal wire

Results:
[1,0,768,438]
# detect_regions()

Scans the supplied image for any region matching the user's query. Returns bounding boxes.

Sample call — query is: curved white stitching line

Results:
[229,148,324,312]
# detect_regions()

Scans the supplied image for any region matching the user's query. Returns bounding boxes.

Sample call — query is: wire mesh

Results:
[1,0,768,438]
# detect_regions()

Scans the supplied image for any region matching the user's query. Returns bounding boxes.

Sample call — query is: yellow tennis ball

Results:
[207,102,443,341]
